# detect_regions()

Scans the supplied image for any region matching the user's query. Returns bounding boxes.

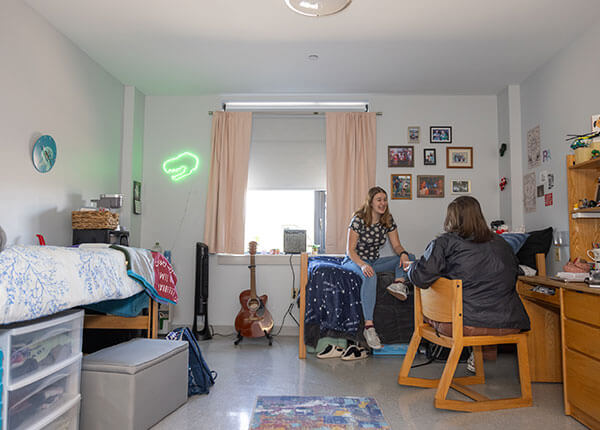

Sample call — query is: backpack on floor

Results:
[166,327,217,395]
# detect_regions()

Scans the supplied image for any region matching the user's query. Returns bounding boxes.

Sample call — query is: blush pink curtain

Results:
[203,112,253,254]
[325,112,377,254]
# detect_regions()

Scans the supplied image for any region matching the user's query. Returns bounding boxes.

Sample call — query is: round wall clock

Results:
[32,135,57,173]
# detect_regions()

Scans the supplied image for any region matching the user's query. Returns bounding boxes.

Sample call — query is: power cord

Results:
[272,257,301,336]
[208,325,235,337]
[208,255,301,339]
[289,254,298,299]
[271,300,300,337]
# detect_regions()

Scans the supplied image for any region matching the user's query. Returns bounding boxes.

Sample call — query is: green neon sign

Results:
[162,152,200,181]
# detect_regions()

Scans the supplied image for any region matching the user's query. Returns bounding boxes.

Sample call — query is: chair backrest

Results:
[419,277,462,324]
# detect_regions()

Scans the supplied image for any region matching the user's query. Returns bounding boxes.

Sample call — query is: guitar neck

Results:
[249,254,257,299]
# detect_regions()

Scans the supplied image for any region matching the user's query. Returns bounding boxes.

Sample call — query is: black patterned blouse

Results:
[349,215,397,260]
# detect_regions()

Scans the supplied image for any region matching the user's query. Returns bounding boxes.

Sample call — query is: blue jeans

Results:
[341,255,407,321]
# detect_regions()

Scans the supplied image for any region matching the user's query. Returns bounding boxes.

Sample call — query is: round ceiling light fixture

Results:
[285,0,352,17]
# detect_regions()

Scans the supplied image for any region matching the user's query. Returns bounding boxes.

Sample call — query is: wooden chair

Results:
[397,277,532,412]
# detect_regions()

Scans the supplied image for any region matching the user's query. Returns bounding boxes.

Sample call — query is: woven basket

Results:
[72,211,119,230]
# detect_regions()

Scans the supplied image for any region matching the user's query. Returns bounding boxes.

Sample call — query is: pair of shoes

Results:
[386,281,408,301]
[341,345,369,361]
[466,351,475,373]
[363,327,383,349]
[317,344,345,359]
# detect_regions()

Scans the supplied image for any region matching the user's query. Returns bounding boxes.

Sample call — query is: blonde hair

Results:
[353,186,393,228]
[443,196,493,243]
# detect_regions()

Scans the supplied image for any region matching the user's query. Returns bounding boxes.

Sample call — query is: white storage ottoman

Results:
[80,338,188,430]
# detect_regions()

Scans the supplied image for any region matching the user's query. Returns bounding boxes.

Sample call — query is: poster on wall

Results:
[542,149,551,162]
[524,172,536,213]
[547,173,555,190]
[133,181,142,214]
[545,193,553,207]
[537,185,544,197]
[592,114,600,143]
[527,125,541,169]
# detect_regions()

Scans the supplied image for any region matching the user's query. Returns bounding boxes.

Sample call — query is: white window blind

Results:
[247,114,326,190]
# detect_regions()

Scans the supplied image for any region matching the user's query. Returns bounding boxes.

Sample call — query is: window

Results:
[244,190,318,252]
[245,114,326,253]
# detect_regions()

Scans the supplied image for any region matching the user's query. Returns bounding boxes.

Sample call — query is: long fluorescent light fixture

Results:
[224,101,369,112]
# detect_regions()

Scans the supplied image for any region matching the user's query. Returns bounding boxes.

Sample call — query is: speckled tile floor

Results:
[151,335,585,430]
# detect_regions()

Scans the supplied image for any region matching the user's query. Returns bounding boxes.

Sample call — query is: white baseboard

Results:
[209,325,300,337]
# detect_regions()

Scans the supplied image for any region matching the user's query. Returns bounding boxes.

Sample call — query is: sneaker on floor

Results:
[466,351,475,373]
[317,344,345,359]
[363,327,383,349]
[341,345,369,361]
[386,282,408,301]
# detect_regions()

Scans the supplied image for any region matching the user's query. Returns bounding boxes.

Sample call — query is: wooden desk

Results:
[517,276,562,383]
[517,276,600,429]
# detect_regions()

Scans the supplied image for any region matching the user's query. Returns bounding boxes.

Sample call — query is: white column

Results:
[119,86,135,237]
[508,84,525,230]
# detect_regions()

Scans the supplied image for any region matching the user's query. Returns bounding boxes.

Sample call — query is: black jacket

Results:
[408,232,530,330]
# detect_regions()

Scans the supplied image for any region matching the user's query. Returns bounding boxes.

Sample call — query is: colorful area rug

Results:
[250,395,390,429]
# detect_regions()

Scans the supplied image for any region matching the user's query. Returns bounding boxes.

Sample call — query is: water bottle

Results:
[152,242,163,254]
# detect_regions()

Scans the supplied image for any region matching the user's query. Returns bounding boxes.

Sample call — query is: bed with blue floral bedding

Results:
[0,245,145,325]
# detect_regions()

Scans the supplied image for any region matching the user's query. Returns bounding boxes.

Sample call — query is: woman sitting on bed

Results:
[407,196,530,369]
[342,186,411,350]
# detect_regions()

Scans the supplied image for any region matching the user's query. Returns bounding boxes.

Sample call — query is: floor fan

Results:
[193,242,212,340]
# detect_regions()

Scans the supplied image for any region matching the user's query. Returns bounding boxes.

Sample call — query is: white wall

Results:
[142,94,500,329]
[141,95,218,327]
[519,23,600,274]
[374,95,499,256]
[497,88,512,225]
[119,86,145,246]
[0,0,124,246]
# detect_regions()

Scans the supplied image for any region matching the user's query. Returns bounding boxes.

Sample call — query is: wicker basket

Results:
[72,211,119,230]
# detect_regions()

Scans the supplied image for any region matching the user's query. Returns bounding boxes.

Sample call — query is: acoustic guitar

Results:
[234,241,274,340]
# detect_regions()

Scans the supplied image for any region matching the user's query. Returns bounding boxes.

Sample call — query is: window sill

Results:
[217,254,302,265]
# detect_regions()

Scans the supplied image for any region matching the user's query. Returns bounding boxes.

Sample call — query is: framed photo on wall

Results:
[388,146,414,168]
[423,148,436,166]
[391,174,412,200]
[133,180,142,214]
[451,179,471,194]
[430,126,452,143]
[446,147,473,168]
[417,175,444,198]
[408,126,420,144]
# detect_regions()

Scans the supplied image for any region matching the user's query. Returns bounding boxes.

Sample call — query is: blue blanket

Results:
[304,256,363,340]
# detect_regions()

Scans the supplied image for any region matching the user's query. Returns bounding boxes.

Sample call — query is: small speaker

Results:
[284,229,306,254]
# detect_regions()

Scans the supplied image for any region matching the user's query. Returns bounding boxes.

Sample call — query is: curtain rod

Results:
[208,111,383,116]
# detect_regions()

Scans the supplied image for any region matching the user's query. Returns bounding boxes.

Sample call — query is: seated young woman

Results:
[342,186,411,351]
[406,196,530,368]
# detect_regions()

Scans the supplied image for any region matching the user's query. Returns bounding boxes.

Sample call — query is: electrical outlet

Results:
[555,247,560,261]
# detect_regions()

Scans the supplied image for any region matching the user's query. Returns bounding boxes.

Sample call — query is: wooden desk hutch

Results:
[517,155,600,429]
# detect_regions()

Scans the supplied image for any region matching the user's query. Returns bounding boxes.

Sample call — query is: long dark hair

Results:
[353,186,393,228]
[443,196,493,243]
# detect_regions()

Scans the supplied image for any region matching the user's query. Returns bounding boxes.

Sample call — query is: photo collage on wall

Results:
[523,124,557,212]
[389,125,472,199]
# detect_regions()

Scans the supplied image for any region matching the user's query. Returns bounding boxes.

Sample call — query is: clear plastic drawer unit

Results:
[0,310,83,430]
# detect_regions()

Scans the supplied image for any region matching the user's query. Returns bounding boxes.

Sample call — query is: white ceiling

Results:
[24,0,600,96]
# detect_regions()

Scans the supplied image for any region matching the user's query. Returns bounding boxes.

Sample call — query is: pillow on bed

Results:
[499,233,529,254]
[516,227,553,269]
